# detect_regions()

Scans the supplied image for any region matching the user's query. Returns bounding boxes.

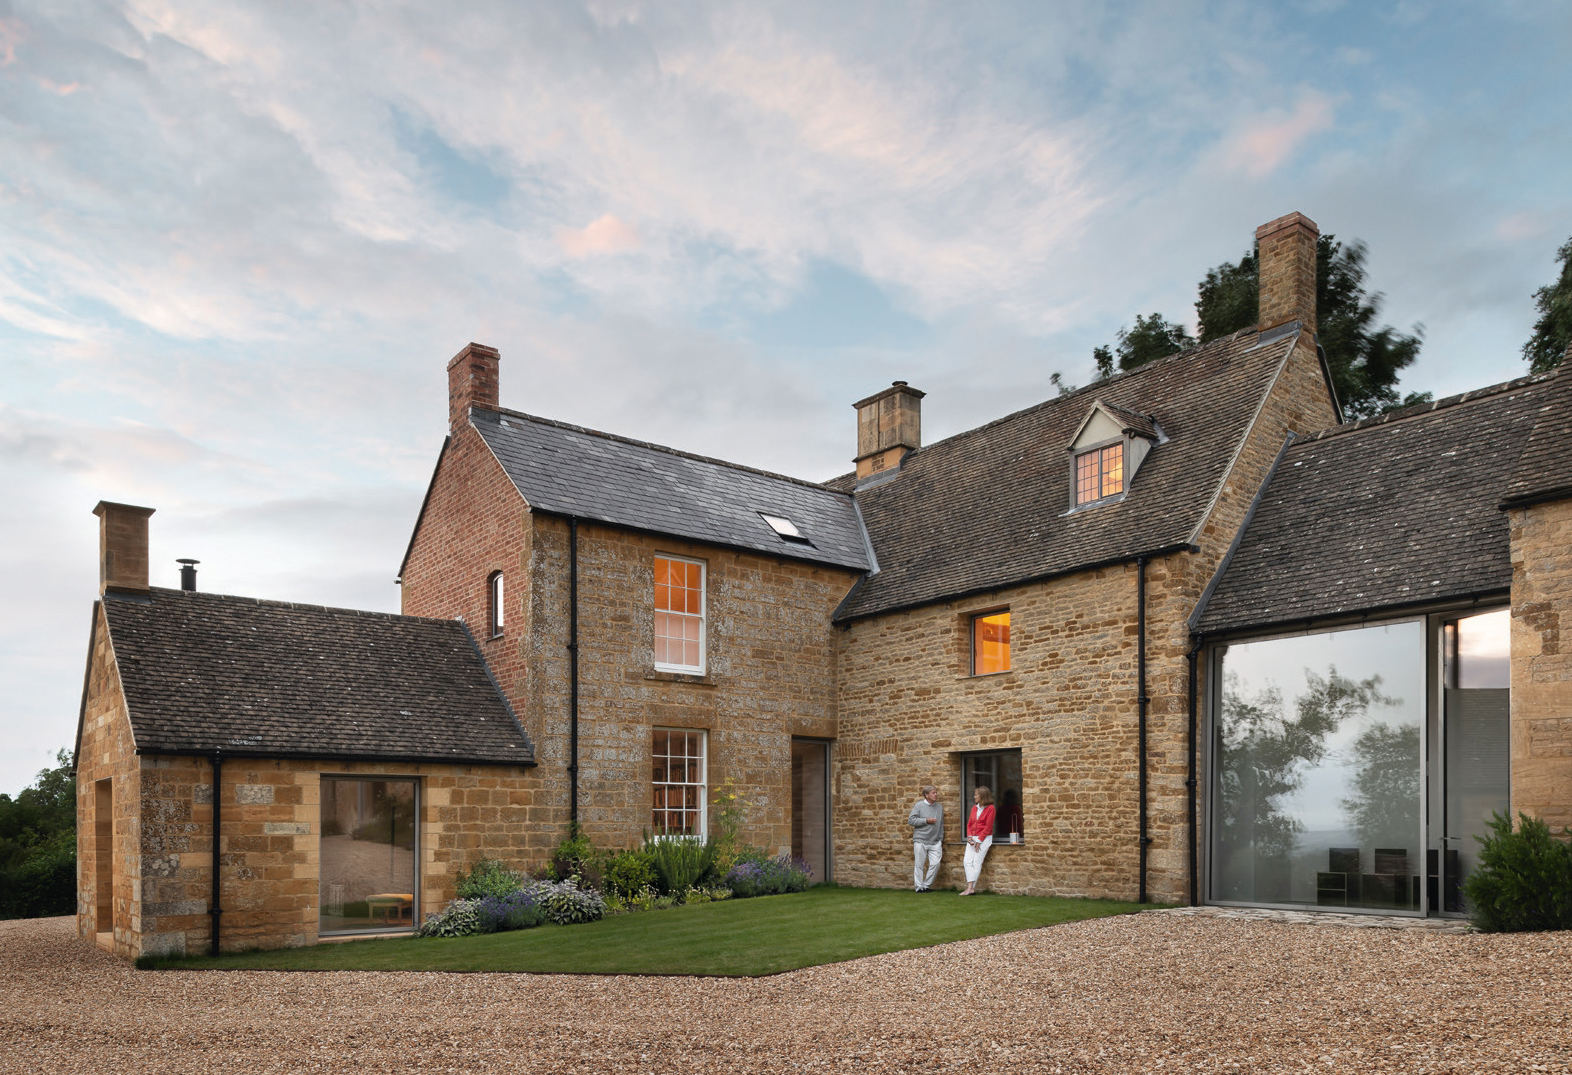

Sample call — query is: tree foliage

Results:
[1092,312,1195,380]
[1523,237,1572,373]
[0,749,77,920]
[1195,235,1428,419]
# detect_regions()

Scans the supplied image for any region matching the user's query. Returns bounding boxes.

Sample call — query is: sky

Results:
[2,1,1569,795]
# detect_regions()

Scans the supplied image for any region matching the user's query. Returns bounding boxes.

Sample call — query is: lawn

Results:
[144,886,1149,976]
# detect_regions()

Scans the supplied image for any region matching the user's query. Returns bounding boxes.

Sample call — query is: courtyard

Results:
[3,910,1568,1074]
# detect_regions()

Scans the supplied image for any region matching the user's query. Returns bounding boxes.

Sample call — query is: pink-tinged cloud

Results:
[38,78,81,96]
[558,214,640,258]
[1223,93,1335,178]
[0,18,23,66]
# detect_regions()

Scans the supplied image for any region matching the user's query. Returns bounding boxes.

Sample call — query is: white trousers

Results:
[964,836,993,884]
[913,842,942,890]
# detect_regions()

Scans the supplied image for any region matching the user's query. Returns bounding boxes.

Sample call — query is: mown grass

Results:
[143,886,1149,976]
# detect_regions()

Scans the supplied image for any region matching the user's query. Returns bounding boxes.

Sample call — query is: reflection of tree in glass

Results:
[353,785,416,849]
[1342,723,1420,850]
[1217,668,1393,861]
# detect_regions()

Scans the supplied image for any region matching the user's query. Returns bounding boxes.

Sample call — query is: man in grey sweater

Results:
[908,784,944,891]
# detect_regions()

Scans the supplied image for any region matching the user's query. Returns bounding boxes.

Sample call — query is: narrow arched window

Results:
[487,571,504,637]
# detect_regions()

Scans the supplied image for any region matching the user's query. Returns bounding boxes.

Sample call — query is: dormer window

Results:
[1067,400,1160,511]
[1075,443,1124,505]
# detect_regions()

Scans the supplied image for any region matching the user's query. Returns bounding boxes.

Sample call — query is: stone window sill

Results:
[643,669,717,687]
[958,669,1016,681]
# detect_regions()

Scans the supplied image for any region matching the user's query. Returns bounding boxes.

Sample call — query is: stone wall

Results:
[832,333,1339,902]
[1508,496,1572,830]
[525,517,858,859]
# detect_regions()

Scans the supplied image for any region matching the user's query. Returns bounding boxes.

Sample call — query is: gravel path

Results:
[3,913,1569,1074]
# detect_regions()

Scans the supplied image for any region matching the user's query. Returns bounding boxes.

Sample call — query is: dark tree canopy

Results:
[0,749,76,920]
[1195,235,1428,419]
[1523,237,1572,373]
[1092,312,1195,380]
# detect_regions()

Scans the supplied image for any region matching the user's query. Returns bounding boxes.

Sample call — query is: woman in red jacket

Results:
[961,786,995,896]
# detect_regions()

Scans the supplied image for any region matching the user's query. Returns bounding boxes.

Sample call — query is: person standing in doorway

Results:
[960,786,995,896]
[908,784,944,891]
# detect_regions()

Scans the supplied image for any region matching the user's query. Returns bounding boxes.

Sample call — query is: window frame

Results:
[1073,439,1126,507]
[487,571,504,638]
[653,554,707,674]
[651,728,708,839]
[960,749,1024,843]
[970,608,1012,676]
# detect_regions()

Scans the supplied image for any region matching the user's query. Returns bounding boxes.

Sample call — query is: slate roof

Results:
[1195,373,1559,637]
[1501,367,1572,508]
[98,588,534,765]
[834,327,1313,621]
[471,408,872,571]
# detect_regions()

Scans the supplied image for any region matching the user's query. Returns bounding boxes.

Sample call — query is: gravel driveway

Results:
[3,912,1569,1073]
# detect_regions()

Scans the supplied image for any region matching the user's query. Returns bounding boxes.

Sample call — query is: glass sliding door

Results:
[319,777,418,933]
[1211,621,1426,912]
[791,739,830,884]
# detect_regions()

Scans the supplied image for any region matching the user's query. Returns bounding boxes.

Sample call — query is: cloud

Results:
[0,17,22,65]
[558,213,640,257]
[1220,92,1337,179]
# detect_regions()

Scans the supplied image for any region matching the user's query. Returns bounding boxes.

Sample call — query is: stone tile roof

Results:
[472,408,872,572]
[835,328,1307,621]
[1195,373,1558,636]
[101,588,534,765]
[1501,368,1572,508]
[1098,401,1160,440]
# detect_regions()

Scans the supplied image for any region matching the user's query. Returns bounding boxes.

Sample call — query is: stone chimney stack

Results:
[447,342,501,432]
[854,381,924,480]
[93,501,154,596]
[1255,211,1319,337]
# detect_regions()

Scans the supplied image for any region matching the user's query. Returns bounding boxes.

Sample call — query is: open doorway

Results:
[791,739,830,884]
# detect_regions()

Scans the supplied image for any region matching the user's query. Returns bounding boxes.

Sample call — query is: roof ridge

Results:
[894,326,1264,461]
[1293,371,1557,444]
[480,406,855,497]
[134,587,455,627]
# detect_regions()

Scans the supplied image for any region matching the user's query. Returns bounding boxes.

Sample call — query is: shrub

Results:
[417,899,484,938]
[604,848,657,901]
[0,840,76,920]
[454,858,524,901]
[643,834,715,896]
[723,853,813,898]
[708,778,751,878]
[1464,811,1572,932]
[546,827,606,891]
[475,889,546,933]
[525,877,607,925]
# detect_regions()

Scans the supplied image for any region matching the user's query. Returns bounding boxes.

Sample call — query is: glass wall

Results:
[319,777,418,933]
[1211,621,1425,911]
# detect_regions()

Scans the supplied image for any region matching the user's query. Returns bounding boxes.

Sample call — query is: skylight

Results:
[759,512,811,544]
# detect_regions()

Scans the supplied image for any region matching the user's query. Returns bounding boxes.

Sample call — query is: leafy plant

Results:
[527,877,607,924]
[643,833,715,896]
[476,890,545,932]
[417,899,484,938]
[603,847,657,900]
[1464,812,1572,932]
[546,825,605,891]
[708,778,751,879]
[454,857,523,901]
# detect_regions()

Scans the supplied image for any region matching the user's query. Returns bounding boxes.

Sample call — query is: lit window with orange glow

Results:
[972,611,1011,675]
[654,555,705,673]
[1075,443,1124,505]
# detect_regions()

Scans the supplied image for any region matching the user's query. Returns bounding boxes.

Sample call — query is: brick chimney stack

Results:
[447,342,501,432]
[1255,211,1319,337]
[853,381,924,480]
[92,501,154,596]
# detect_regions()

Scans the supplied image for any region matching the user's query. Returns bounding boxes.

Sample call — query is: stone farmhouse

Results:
[76,212,1572,958]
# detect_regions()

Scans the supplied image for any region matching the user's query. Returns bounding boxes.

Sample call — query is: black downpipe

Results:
[1186,642,1200,906]
[1137,557,1150,904]
[568,518,580,826]
[209,751,222,956]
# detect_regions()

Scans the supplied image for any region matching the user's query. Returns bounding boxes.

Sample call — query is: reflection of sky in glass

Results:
[1221,620,1425,832]
[1457,608,1510,689]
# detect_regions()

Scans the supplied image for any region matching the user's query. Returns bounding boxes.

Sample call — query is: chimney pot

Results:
[853,381,925,479]
[1255,211,1319,337]
[177,558,200,592]
[92,501,155,596]
[447,342,501,432]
